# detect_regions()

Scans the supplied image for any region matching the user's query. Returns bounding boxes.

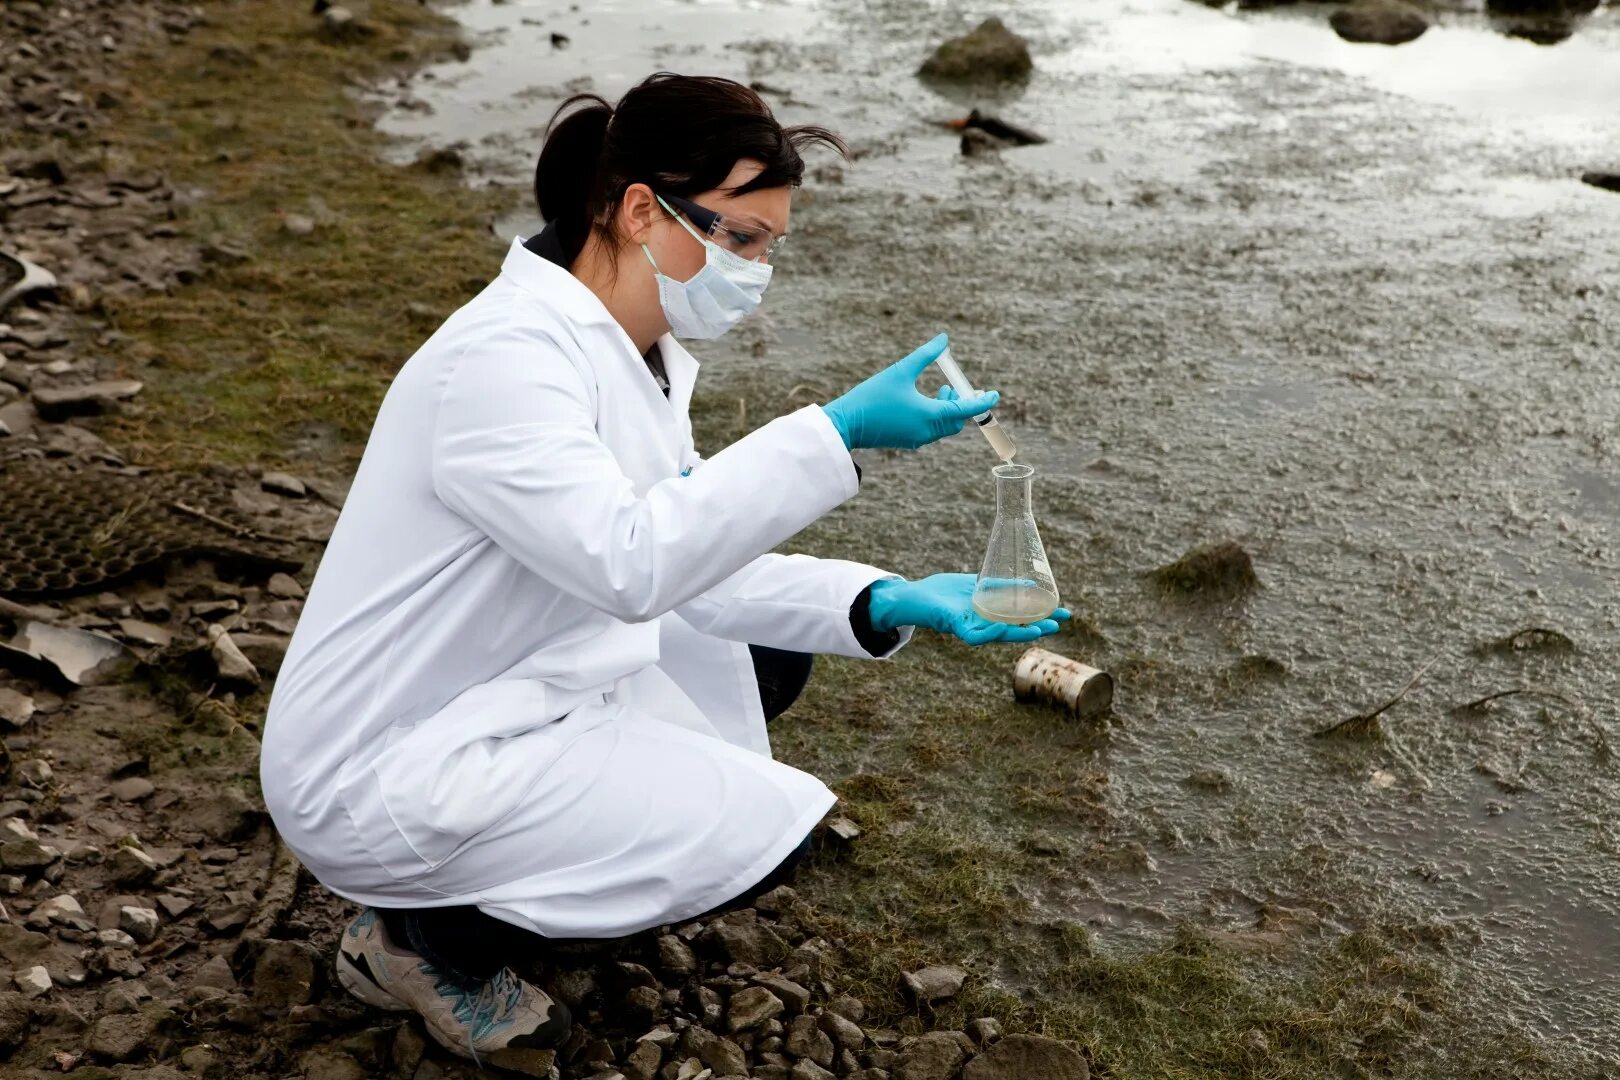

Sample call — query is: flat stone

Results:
[727,986,784,1033]
[962,1034,1089,1080]
[699,1035,748,1077]
[253,939,320,1007]
[89,1006,160,1062]
[98,928,138,949]
[790,1060,836,1080]
[203,897,252,936]
[965,1017,1003,1046]
[786,1015,835,1067]
[191,954,237,991]
[31,379,143,421]
[207,624,260,686]
[34,893,85,924]
[119,905,160,944]
[753,974,810,1014]
[819,1009,866,1051]
[109,845,160,886]
[902,965,967,1004]
[110,777,156,802]
[895,1031,967,1080]
[156,894,194,919]
[658,933,696,977]
[266,572,305,599]
[228,632,287,676]
[260,471,306,498]
[0,836,55,871]
[0,687,35,727]
[116,619,173,648]
[189,787,262,843]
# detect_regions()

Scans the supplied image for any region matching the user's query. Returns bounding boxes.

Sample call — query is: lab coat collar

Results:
[500,237,619,329]
[504,235,703,412]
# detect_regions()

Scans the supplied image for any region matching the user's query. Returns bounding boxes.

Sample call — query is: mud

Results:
[381,0,1620,1067]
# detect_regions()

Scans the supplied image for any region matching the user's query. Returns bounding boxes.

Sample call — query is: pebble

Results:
[109,844,159,886]
[282,213,316,236]
[119,904,160,944]
[260,470,307,497]
[156,893,194,919]
[207,624,261,686]
[727,986,785,1033]
[191,953,237,991]
[98,928,137,949]
[110,776,156,802]
[902,965,967,1004]
[0,688,35,728]
[266,572,306,599]
[15,965,51,997]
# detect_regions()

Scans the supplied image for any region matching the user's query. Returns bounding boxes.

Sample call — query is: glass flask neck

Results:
[992,462,1035,520]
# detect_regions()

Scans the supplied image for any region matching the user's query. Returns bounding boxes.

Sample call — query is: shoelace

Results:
[449,967,523,1067]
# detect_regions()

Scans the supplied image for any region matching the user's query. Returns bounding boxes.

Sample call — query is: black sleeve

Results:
[849,582,901,657]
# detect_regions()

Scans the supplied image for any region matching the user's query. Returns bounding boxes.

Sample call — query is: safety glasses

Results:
[660,193,788,263]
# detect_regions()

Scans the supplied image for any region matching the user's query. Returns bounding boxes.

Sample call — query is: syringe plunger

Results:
[935,347,1017,462]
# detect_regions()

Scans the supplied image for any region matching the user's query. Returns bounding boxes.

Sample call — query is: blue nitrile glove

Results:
[866,574,1070,646]
[823,334,1000,451]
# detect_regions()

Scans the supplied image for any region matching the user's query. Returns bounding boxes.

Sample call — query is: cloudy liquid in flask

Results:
[972,583,1060,624]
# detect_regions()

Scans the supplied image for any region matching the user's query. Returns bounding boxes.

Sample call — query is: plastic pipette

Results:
[935,347,1017,462]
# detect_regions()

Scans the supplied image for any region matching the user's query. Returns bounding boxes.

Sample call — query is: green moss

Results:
[94,0,507,468]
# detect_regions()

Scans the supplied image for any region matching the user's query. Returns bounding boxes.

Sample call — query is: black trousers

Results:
[376,645,816,986]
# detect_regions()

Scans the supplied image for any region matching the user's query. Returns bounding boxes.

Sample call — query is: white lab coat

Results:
[260,238,910,938]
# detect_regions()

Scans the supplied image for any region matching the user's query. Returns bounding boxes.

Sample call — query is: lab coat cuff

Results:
[838,571,913,659]
[805,404,861,498]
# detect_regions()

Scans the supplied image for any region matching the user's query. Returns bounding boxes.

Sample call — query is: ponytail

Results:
[533,74,847,270]
[534,94,612,266]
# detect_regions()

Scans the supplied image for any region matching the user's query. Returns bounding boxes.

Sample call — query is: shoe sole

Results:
[336,950,411,1012]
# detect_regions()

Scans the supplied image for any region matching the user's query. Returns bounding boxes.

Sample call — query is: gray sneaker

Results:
[335,908,571,1061]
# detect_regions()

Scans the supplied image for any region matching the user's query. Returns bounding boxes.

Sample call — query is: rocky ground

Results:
[0,3,1097,1078]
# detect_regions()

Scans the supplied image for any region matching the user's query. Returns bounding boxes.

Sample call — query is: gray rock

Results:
[229,632,288,676]
[110,844,160,886]
[111,776,156,802]
[156,894,194,919]
[252,940,320,1006]
[702,916,789,966]
[1329,0,1430,44]
[120,905,160,944]
[965,1017,1003,1046]
[895,1032,967,1080]
[98,928,138,949]
[0,989,27,1050]
[819,1009,865,1051]
[189,787,262,843]
[33,892,85,924]
[0,836,55,871]
[700,1035,747,1076]
[790,1060,837,1080]
[89,1006,161,1062]
[786,1014,834,1067]
[0,687,35,728]
[753,974,810,1014]
[203,895,253,936]
[282,214,317,236]
[117,619,174,648]
[266,572,306,599]
[961,1033,1089,1080]
[15,963,50,997]
[260,471,307,498]
[191,953,237,991]
[902,965,967,1004]
[623,1038,663,1080]
[919,17,1032,83]
[31,379,143,420]
[208,624,260,686]
[658,933,697,977]
[485,1047,557,1077]
[727,985,785,1033]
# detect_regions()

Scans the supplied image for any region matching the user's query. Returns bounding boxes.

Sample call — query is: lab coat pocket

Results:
[361,680,603,879]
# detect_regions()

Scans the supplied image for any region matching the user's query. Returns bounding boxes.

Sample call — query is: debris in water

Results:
[946,109,1047,147]
[1149,540,1259,598]
[1329,0,1431,45]
[1013,647,1114,719]
[1580,171,1620,193]
[1474,626,1575,657]
[550,32,570,49]
[918,17,1032,84]
[1315,654,1439,739]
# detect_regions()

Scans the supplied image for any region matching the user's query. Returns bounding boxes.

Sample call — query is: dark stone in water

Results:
[919,17,1032,84]
[1330,0,1431,45]
[1580,172,1620,194]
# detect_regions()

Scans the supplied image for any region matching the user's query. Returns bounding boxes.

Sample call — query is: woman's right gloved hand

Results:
[823,333,1000,451]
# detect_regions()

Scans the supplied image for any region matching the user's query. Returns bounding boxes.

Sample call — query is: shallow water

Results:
[384,0,1620,1062]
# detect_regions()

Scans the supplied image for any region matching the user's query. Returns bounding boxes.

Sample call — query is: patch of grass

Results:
[91,0,509,468]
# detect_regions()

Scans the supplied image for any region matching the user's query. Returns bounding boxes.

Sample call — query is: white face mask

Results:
[642,195,773,340]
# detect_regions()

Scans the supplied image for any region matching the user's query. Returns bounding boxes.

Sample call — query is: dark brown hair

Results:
[535,72,846,266]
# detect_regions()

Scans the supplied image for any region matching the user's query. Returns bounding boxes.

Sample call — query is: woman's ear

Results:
[619,183,659,245]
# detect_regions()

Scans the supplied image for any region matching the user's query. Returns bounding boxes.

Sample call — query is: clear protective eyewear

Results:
[660,193,788,264]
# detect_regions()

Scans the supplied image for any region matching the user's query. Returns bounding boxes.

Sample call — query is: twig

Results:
[1454,687,1577,714]
[169,500,299,544]
[1315,654,1441,738]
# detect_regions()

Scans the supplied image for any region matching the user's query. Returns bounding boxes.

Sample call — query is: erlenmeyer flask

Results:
[972,462,1060,624]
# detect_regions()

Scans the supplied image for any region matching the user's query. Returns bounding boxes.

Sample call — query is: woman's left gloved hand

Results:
[866,574,1069,645]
